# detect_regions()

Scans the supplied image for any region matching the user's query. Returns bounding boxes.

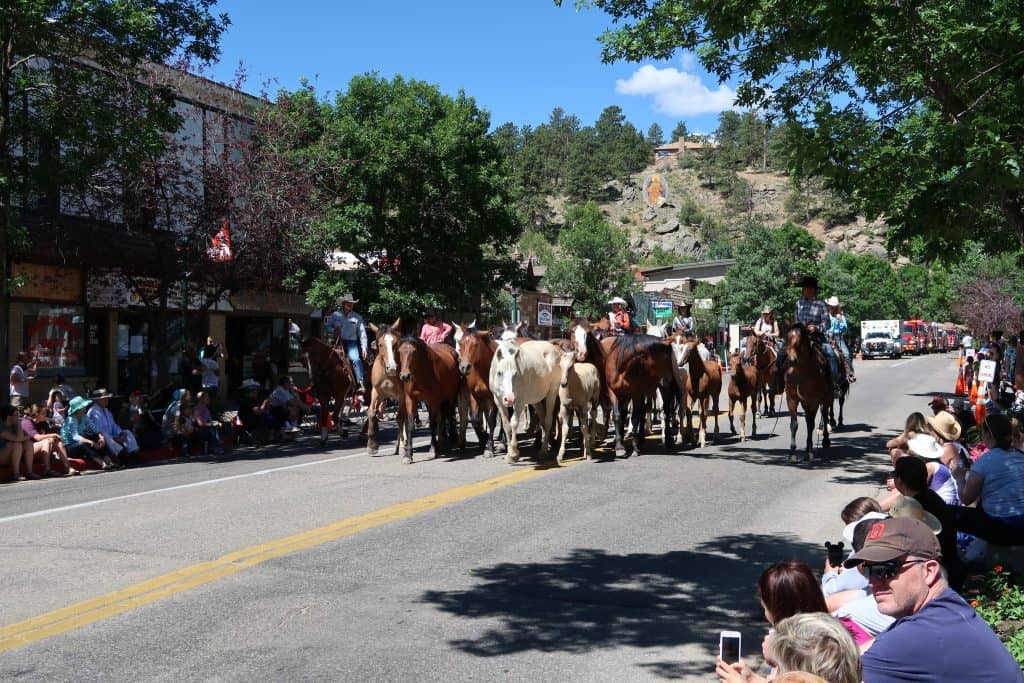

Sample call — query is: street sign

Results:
[651,299,673,321]
[537,302,553,327]
[695,298,714,310]
[978,359,997,383]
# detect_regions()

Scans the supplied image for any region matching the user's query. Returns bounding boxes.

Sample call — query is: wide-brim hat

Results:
[797,275,819,289]
[762,306,773,314]
[890,496,942,534]
[240,378,261,391]
[842,511,889,544]
[608,296,628,306]
[925,410,961,442]
[825,296,840,307]
[89,388,115,400]
[68,396,93,414]
[907,433,944,459]
[843,517,941,567]
[337,293,359,304]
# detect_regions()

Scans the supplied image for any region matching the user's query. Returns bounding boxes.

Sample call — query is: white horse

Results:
[489,339,561,464]
[556,351,601,463]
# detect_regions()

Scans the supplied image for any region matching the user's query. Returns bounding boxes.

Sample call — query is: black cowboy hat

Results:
[797,275,819,289]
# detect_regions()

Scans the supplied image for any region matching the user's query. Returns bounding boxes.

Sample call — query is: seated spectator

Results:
[891,457,965,591]
[885,412,930,464]
[840,496,882,525]
[168,402,196,458]
[21,403,77,476]
[237,379,268,435]
[849,517,1022,682]
[47,374,76,403]
[193,391,224,455]
[952,413,1024,546]
[266,375,308,435]
[87,388,140,464]
[882,430,960,509]
[2,405,38,481]
[47,389,68,429]
[121,389,162,451]
[716,562,829,683]
[766,613,861,683]
[161,388,191,442]
[824,515,895,640]
[60,396,116,470]
[926,409,972,475]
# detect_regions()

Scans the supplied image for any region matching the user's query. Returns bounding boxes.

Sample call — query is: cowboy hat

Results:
[926,410,962,442]
[89,387,115,400]
[336,293,359,304]
[797,275,819,289]
[889,496,942,534]
[608,296,628,306]
[907,433,944,459]
[240,378,261,391]
[762,305,774,314]
[678,302,692,309]
[68,396,93,414]
[825,296,840,307]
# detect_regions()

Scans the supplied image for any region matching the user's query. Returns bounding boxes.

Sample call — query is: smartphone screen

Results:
[720,633,741,662]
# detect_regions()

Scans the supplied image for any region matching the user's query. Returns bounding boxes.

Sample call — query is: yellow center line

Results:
[0,460,577,652]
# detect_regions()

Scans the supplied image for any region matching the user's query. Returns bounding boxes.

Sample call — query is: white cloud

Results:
[615,63,736,116]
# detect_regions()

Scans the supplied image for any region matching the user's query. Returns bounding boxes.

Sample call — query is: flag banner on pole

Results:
[208,220,233,262]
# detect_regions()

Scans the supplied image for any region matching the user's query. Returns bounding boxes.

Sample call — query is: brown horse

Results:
[602,334,679,457]
[365,319,408,456]
[727,351,759,441]
[456,325,499,457]
[825,339,851,430]
[301,337,355,446]
[784,323,831,461]
[397,337,464,464]
[676,339,722,448]
[746,334,778,417]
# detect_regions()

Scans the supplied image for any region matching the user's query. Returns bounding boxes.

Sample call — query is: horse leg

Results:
[483,404,497,458]
[805,405,817,460]
[750,394,757,437]
[402,396,416,464]
[539,394,557,461]
[610,395,626,458]
[712,394,721,441]
[556,403,570,464]
[630,394,646,456]
[788,394,799,460]
[838,394,845,428]
[660,384,675,447]
[698,398,707,449]
[504,403,521,464]
[728,397,737,436]
[366,389,380,456]
[819,402,830,451]
[428,407,439,459]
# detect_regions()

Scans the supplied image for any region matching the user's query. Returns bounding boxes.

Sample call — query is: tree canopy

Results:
[561,0,1024,257]
[278,74,522,319]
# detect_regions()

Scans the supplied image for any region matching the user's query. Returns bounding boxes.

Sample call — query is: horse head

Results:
[787,323,809,363]
[453,320,475,356]
[458,329,491,377]
[647,321,669,339]
[376,321,401,377]
[490,339,520,407]
[397,336,424,382]
[570,319,591,361]
[669,333,690,369]
[558,349,576,388]
[729,350,744,373]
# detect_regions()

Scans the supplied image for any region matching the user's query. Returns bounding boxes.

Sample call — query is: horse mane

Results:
[612,334,669,366]
[399,336,429,352]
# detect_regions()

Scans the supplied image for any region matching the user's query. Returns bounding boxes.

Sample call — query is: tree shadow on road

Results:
[419,533,822,679]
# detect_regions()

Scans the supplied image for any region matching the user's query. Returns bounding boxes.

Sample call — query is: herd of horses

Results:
[300,318,851,465]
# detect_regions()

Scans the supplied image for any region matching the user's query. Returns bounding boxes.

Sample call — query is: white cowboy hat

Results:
[762,305,773,314]
[825,296,841,307]
[907,433,944,460]
[608,296,628,306]
[337,293,359,305]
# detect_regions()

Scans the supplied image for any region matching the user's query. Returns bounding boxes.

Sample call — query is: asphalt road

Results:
[0,352,958,681]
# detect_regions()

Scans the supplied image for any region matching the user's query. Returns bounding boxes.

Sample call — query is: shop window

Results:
[22,305,86,376]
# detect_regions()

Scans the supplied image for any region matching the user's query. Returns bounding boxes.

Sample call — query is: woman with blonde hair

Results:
[768,612,861,683]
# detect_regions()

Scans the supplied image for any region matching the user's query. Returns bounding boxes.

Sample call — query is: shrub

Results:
[971,564,1024,667]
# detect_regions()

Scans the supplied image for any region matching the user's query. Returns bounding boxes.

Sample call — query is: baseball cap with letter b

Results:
[842,517,941,567]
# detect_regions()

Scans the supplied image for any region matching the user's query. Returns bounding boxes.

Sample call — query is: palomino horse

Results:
[727,350,759,441]
[602,334,679,457]
[456,324,500,457]
[745,334,778,417]
[556,350,601,462]
[675,338,722,448]
[301,337,354,446]
[784,323,831,461]
[489,339,562,464]
[365,319,408,456]
[396,337,463,464]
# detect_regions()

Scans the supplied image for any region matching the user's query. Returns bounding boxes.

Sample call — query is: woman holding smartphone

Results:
[716,562,828,683]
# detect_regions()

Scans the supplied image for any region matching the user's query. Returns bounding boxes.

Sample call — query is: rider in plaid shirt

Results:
[779,276,843,396]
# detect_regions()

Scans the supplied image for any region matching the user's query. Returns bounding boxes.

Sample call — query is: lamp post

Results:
[510,286,520,325]
[175,238,191,353]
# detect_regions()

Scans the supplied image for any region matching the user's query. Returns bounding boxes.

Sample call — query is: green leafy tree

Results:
[282,74,521,319]
[595,105,649,184]
[517,228,554,265]
[721,222,822,322]
[0,0,228,366]
[544,202,636,318]
[646,122,665,147]
[670,120,689,143]
[817,252,904,326]
[560,0,1024,256]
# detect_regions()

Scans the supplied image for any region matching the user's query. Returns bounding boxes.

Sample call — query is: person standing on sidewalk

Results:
[9,351,35,409]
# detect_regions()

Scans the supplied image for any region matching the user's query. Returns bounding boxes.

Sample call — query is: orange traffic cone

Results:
[957,351,964,368]
[974,398,987,427]
[969,379,979,404]
[954,367,967,396]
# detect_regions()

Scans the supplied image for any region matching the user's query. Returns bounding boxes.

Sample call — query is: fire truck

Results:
[902,320,925,355]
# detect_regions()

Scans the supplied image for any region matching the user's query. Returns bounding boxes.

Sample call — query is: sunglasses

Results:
[860,559,927,581]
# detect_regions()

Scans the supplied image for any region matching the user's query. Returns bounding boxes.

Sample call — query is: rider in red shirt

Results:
[608,297,632,335]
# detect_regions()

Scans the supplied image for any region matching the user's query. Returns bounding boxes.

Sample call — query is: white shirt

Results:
[9,363,29,397]
[962,334,974,349]
[201,358,220,388]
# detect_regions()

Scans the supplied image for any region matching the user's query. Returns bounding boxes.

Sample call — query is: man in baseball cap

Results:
[850,517,1021,682]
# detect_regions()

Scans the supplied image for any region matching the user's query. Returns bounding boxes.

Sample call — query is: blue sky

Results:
[206,0,737,137]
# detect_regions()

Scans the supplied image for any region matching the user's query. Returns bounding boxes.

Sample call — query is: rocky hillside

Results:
[550,155,895,264]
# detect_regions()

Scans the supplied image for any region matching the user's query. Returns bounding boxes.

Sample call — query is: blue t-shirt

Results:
[862,587,1022,683]
[972,447,1024,521]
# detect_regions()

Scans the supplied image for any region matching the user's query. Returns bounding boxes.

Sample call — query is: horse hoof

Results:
[505,453,519,464]
[806,451,814,462]
[483,449,494,458]
[340,429,349,439]
[789,453,798,463]
[402,456,413,465]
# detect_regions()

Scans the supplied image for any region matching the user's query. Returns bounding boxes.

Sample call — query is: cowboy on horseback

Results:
[325,293,369,394]
[608,296,633,336]
[746,305,780,361]
[825,296,856,383]
[671,302,695,335]
[776,276,843,397]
